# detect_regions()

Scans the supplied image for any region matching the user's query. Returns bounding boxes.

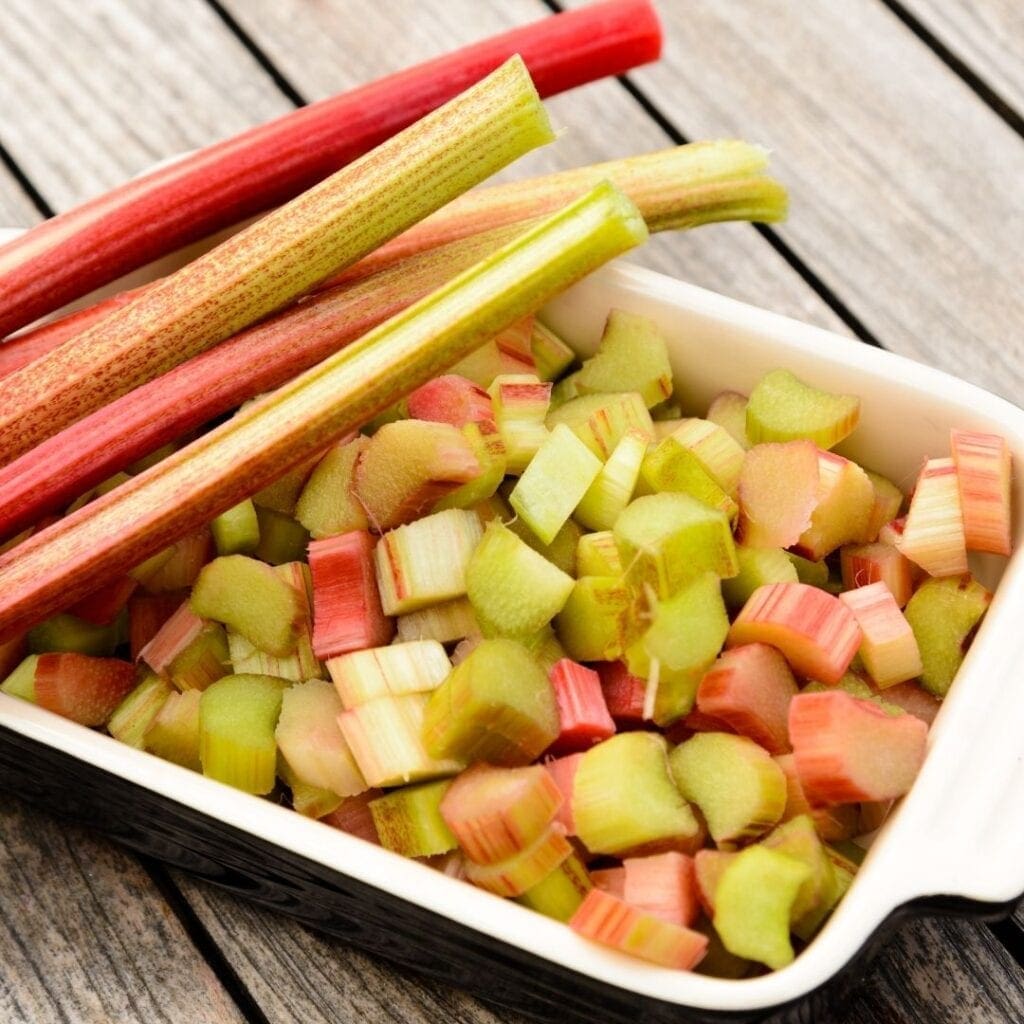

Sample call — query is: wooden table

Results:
[0,1,1022,1021]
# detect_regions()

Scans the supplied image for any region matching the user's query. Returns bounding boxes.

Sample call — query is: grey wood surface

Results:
[902,0,1024,113]
[0,1,1022,1022]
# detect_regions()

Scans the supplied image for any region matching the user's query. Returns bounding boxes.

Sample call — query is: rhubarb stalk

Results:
[0,0,662,339]
[0,183,648,638]
[0,57,555,465]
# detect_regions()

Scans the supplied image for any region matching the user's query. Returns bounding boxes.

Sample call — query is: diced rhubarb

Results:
[544,752,583,835]
[574,429,647,533]
[396,597,478,645]
[128,592,183,661]
[692,849,737,915]
[138,601,205,676]
[576,309,673,408]
[321,790,385,843]
[516,851,592,922]
[555,576,630,663]
[548,659,616,754]
[295,436,370,540]
[864,470,905,541]
[327,640,451,708]
[107,672,173,750]
[840,542,914,608]
[370,780,457,858]
[706,391,750,449]
[745,369,859,450]
[792,451,874,561]
[354,420,483,530]
[33,653,137,727]
[547,392,654,460]
[623,851,699,927]
[839,582,922,688]
[440,763,563,864]
[569,888,708,970]
[68,576,138,627]
[877,516,906,547]
[597,661,648,723]
[591,867,627,898]
[873,680,941,726]
[696,644,797,754]
[407,374,495,427]
[144,688,202,771]
[137,530,212,593]
[737,441,819,548]
[488,374,552,473]
[375,509,483,616]
[774,753,858,842]
[727,583,861,684]
[530,320,576,383]
[950,429,1012,555]
[309,531,394,659]
[639,434,738,521]
[575,531,624,577]
[897,458,968,577]
[464,826,573,897]
[789,691,929,804]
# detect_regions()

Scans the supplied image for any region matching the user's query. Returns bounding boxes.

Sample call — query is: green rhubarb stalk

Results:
[0,183,648,639]
[0,56,554,465]
[331,141,786,284]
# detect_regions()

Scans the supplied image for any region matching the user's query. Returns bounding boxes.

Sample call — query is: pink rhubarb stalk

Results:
[0,58,555,465]
[0,0,662,339]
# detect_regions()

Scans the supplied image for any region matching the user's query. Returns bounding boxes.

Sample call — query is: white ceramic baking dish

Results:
[0,232,1022,1021]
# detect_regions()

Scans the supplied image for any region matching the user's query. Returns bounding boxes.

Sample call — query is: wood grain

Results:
[0,171,41,228]
[0,0,290,210]
[589,0,1024,399]
[901,0,1024,113]
[0,796,244,1024]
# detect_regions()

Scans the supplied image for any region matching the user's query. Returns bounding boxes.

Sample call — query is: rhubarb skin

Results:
[950,429,1012,555]
[130,590,183,659]
[0,0,661,340]
[838,582,923,688]
[33,653,137,727]
[308,532,394,660]
[0,183,649,640]
[407,374,495,427]
[897,458,969,578]
[0,56,556,465]
[789,691,929,804]
[548,658,616,754]
[622,851,700,927]
[727,583,862,685]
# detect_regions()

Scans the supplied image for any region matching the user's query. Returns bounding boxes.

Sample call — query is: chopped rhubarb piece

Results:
[555,576,630,663]
[873,680,941,726]
[669,733,786,847]
[789,691,929,804]
[530,320,576,383]
[433,422,508,511]
[339,692,463,788]
[327,640,451,708]
[370,780,457,858]
[745,369,859,450]
[510,424,602,544]
[706,391,750,449]
[276,679,367,798]
[591,867,627,898]
[623,851,699,927]
[713,846,810,970]
[576,309,673,408]
[137,530,212,593]
[309,531,394,659]
[950,429,1012,555]
[68,576,138,627]
[840,542,914,608]
[210,499,260,557]
[839,582,923,688]
[666,418,746,497]
[575,531,624,577]
[573,733,700,857]
[597,661,648,723]
[440,763,563,864]
[693,849,737,915]
[517,852,592,922]
[897,458,968,577]
[464,826,573,897]
[727,583,862,684]
[395,597,478,645]
[424,639,559,766]
[375,509,483,616]
[295,436,370,540]
[33,653,137,727]
[488,374,552,473]
[877,516,906,547]
[864,470,905,541]
[696,644,798,754]
[144,689,202,771]
[574,429,647,533]
[321,790,384,843]
[639,434,738,520]
[354,420,482,530]
[107,672,172,750]
[407,374,495,427]
[774,753,859,842]
[138,601,205,676]
[278,760,343,820]
[547,392,654,459]
[793,451,875,561]
[903,574,991,696]
[544,753,583,834]
[548,659,616,754]
[721,546,798,612]
[569,888,708,970]
[128,592,183,661]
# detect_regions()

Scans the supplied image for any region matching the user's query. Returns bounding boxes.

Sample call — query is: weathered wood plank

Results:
[217,0,846,332]
[0,0,290,209]
[0,796,245,1024]
[0,169,42,227]
[589,0,1024,399]
[901,0,1024,114]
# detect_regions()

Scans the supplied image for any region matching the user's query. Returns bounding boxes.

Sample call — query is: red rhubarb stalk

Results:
[0,183,648,639]
[0,228,518,541]
[0,0,662,339]
[0,57,555,465]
